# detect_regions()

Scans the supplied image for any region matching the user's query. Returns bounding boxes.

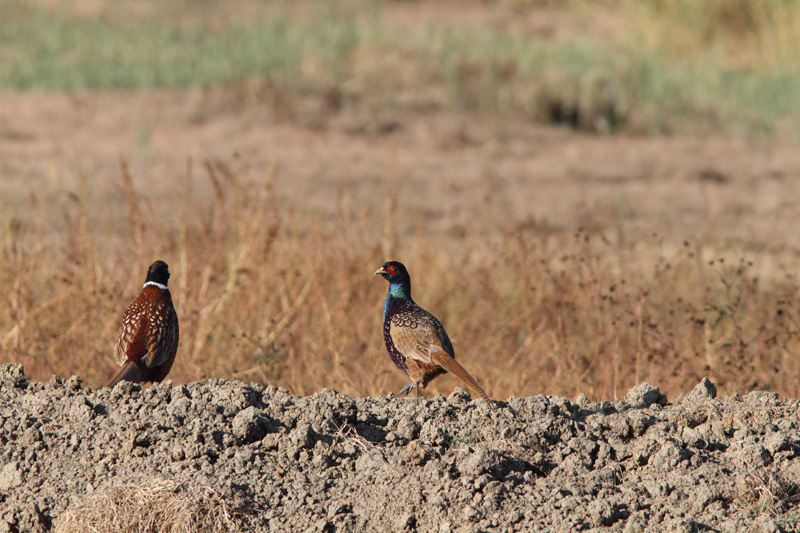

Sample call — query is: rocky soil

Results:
[1,363,799,532]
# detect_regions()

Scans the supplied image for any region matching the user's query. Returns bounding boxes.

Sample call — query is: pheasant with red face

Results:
[106,260,180,388]
[375,261,491,405]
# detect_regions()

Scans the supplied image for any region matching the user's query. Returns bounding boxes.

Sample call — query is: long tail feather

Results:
[106,361,141,388]
[430,351,493,406]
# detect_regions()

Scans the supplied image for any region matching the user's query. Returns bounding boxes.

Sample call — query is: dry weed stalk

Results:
[334,422,376,453]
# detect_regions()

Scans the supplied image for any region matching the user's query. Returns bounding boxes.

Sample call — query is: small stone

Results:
[457,447,499,477]
[132,433,152,448]
[171,445,186,461]
[650,440,686,472]
[355,450,387,472]
[624,383,667,407]
[402,440,428,466]
[588,499,620,527]
[327,501,351,519]
[396,417,420,440]
[391,512,416,532]
[763,432,786,454]
[291,424,313,449]
[447,387,472,405]
[463,505,480,522]
[0,462,22,491]
[575,393,590,408]
[687,377,717,401]
[65,375,82,392]
[753,513,780,533]
[312,452,334,469]
[232,406,269,443]
[745,391,779,405]
[0,364,26,388]
[69,397,95,421]
[315,519,334,533]
[18,428,42,447]
[664,518,699,532]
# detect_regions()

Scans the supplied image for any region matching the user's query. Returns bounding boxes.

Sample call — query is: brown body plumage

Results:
[107,260,179,388]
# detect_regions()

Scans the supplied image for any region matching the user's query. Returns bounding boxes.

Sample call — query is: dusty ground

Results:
[1,363,799,532]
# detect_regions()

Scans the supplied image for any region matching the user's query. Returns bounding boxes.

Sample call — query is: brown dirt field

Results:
[2,88,800,246]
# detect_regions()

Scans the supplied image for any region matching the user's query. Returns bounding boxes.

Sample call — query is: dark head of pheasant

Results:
[375,261,412,319]
[374,261,491,406]
[144,260,171,287]
[106,260,180,388]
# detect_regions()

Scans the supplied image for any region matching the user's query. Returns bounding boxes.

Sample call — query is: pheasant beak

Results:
[374,267,387,276]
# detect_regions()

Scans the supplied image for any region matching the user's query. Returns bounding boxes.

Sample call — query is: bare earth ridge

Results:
[1,363,798,532]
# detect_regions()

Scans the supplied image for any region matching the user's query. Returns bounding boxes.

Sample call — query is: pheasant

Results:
[374,261,491,405]
[107,260,180,388]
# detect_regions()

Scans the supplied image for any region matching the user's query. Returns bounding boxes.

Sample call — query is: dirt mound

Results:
[1,363,798,532]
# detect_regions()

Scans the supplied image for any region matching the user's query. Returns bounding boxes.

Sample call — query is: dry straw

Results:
[54,478,243,533]
[2,157,800,400]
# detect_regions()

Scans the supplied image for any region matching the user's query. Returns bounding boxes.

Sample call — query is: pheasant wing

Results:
[113,301,147,366]
[145,305,179,368]
[389,311,444,365]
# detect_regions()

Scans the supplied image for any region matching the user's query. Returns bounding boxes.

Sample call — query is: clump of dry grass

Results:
[1,158,800,401]
[736,467,800,524]
[54,478,243,533]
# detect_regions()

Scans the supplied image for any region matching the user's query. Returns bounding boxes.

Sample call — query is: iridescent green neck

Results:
[389,282,411,299]
[384,280,412,322]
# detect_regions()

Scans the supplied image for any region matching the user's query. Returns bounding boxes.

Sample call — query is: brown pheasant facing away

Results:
[106,260,180,388]
[375,261,492,406]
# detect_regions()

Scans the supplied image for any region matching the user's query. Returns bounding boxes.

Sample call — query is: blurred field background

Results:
[2,0,800,401]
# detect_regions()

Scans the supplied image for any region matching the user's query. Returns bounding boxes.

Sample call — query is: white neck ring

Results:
[143,281,169,290]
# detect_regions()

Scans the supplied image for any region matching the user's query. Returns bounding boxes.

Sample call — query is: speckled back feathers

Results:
[108,260,179,387]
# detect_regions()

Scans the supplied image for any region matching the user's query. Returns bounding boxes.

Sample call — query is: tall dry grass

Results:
[1,159,800,401]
